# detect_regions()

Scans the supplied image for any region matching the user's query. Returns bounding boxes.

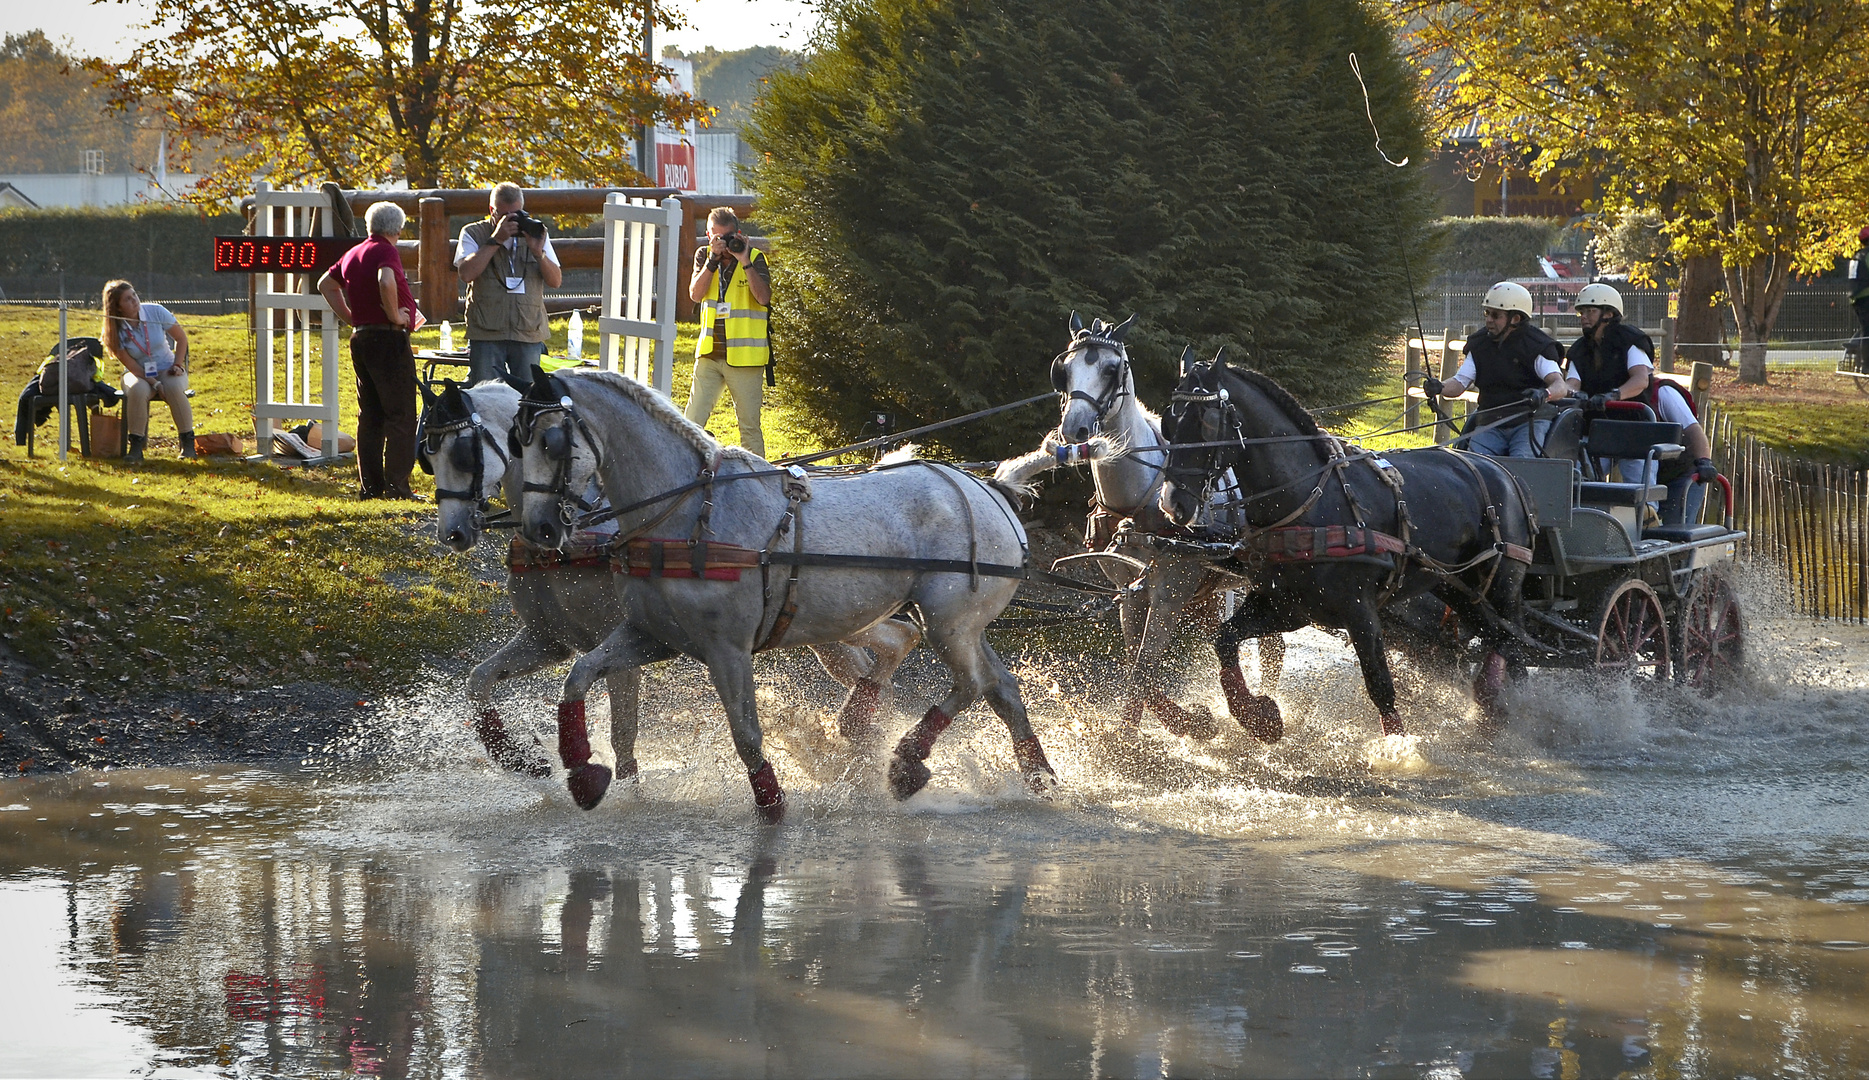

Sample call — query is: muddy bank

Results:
[0,524,1100,777]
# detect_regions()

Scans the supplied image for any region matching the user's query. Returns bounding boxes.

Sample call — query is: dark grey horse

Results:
[1159,356,1536,736]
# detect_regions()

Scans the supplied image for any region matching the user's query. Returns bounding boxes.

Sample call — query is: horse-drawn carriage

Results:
[1476,404,1745,689]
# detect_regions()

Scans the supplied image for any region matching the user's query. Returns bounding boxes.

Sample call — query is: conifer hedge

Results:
[748,0,1434,457]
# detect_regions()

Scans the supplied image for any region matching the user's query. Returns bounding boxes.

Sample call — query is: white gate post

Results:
[250,181,343,462]
[597,193,681,395]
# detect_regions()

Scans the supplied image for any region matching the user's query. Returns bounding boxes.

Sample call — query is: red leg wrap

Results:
[474,707,551,778]
[557,700,591,768]
[1379,712,1405,737]
[749,760,785,824]
[1147,691,1220,740]
[557,700,611,811]
[1473,651,1508,711]
[894,706,953,763]
[1221,665,1283,742]
[836,678,884,742]
[1012,735,1055,779]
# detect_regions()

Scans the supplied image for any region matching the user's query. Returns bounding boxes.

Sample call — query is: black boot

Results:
[125,433,146,464]
[178,430,196,459]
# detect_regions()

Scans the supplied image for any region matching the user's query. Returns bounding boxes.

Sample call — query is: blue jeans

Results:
[1468,417,1551,458]
[468,340,544,386]
[1660,475,1709,526]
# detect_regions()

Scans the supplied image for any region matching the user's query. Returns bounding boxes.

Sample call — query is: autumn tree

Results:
[0,31,161,175]
[86,0,712,203]
[1399,0,1869,383]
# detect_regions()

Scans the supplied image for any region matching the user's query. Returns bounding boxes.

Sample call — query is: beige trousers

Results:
[121,370,194,438]
[683,357,765,457]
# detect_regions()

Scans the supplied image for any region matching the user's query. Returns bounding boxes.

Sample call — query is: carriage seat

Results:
[1577,480,1667,506]
[1583,419,1684,462]
[1642,523,1727,543]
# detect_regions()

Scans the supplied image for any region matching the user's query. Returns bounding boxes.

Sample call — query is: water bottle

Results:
[567,310,584,361]
[440,320,453,352]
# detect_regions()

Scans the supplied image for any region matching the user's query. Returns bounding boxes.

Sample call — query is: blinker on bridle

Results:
[515,386,606,528]
[1052,332,1132,427]
[418,405,509,514]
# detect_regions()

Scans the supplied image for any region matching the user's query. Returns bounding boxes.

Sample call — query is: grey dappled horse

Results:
[418,380,921,782]
[510,368,1051,820]
[995,314,1285,740]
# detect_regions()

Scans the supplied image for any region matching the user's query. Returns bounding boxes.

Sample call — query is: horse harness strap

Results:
[755,470,812,652]
[1246,525,1409,563]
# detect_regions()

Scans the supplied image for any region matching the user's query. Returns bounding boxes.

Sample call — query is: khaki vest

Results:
[695,252,771,367]
[462,219,548,343]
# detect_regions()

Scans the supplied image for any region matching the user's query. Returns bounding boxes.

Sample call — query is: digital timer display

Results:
[212,236,363,274]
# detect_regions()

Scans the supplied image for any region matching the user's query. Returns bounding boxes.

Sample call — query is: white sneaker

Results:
[272,430,318,458]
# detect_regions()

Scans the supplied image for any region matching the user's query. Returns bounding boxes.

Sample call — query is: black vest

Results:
[1566,320,1656,396]
[1465,322,1563,426]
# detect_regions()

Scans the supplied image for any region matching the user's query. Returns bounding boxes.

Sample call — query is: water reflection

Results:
[1,763,1867,1078]
[2,619,1868,1077]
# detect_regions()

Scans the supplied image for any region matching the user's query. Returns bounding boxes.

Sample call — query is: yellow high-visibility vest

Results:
[696,252,770,367]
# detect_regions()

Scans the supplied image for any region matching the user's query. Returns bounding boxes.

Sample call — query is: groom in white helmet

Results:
[1421,281,1571,457]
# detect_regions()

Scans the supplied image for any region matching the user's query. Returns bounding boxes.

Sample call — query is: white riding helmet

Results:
[1573,282,1624,316]
[1481,281,1535,317]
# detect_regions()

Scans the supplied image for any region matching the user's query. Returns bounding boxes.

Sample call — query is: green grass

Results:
[0,303,842,697]
[1708,400,1869,469]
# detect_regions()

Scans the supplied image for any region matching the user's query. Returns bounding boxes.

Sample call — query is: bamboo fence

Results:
[1705,404,1868,622]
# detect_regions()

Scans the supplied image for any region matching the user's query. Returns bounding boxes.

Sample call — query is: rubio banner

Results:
[655,58,699,193]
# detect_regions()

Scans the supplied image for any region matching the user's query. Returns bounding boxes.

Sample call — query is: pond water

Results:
[2,613,1867,1079]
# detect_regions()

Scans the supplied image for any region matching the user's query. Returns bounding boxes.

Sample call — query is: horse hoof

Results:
[616,757,639,782]
[887,754,932,801]
[566,763,612,810]
[1379,712,1406,737]
[1159,702,1220,740]
[755,798,786,825]
[1240,698,1284,743]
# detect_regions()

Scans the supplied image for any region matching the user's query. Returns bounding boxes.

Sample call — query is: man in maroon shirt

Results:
[316,201,422,500]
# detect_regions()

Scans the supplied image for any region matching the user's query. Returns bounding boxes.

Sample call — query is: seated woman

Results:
[101,279,195,463]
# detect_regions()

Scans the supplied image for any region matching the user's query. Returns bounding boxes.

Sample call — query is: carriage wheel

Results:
[1677,575,1744,691]
[1594,579,1671,682]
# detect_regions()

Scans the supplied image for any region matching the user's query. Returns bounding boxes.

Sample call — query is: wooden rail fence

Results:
[1706,405,1868,622]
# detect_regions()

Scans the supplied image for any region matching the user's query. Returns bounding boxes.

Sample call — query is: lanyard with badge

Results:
[501,226,529,294]
[713,256,735,325]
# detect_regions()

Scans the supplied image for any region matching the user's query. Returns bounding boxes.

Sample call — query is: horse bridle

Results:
[512,379,607,528]
[418,408,511,515]
[1051,332,1132,428]
[1164,374,1243,502]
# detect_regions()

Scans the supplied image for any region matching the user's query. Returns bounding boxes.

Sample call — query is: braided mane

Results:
[561,368,766,469]
[1224,366,1321,436]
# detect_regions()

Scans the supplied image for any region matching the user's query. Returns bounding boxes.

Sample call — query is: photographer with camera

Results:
[455,182,562,386]
[683,207,772,456]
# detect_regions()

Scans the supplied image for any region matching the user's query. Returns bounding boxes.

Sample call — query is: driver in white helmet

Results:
[1422,281,1571,457]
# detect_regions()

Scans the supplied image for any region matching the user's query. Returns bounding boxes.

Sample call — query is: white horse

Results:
[510,367,1050,820]
[995,315,1285,740]
[418,379,921,781]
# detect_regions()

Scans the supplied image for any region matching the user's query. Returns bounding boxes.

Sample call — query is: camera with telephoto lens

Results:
[508,210,546,239]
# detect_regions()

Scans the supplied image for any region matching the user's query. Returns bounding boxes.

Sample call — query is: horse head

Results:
[1159,351,1324,527]
[1159,352,1236,526]
[513,366,604,550]
[419,379,519,551]
[1052,311,1137,443]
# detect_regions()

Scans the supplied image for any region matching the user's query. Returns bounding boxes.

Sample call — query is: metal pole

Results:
[57,301,69,462]
[638,0,654,184]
